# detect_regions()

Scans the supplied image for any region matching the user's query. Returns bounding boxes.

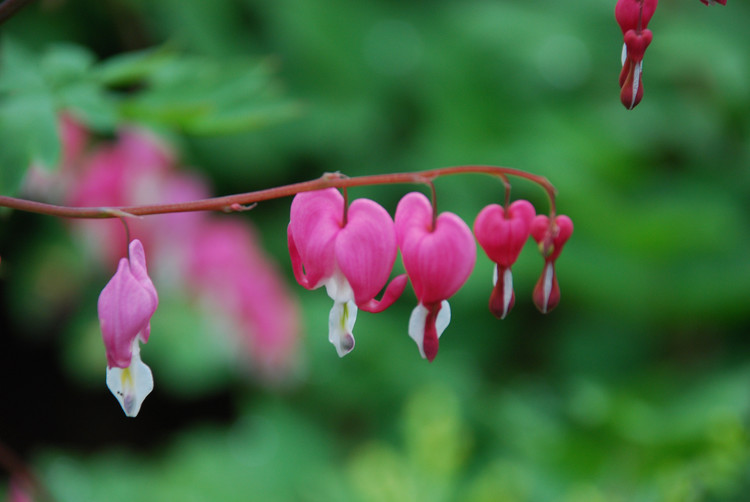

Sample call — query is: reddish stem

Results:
[0,165,557,220]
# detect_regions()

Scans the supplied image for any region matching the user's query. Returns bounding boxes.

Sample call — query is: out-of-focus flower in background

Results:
[36,114,302,384]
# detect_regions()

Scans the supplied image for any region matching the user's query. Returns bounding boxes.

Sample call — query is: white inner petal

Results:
[542,262,554,314]
[435,300,451,337]
[408,304,428,358]
[407,300,451,359]
[328,299,358,357]
[502,267,513,318]
[621,43,627,66]
[324,268,355,303]
[630,60,642,110]
[106,340,154,417]
[492,263,498,286]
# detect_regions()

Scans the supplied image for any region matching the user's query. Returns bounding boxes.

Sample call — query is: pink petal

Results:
[474,200,535,267]
[396,192,476,304]
[288,189,344,288]
[531,215,574,262]
[335,198,399,305]
[615,0,658,34]
[98,251,158,368]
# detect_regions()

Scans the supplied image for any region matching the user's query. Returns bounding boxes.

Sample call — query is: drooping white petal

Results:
[621,43,627,66]
[541,262,554,313]
[106,340,153,417]
[328,299,358,357]
[502,267,513,318]
[630,61,642,110]
[407,301,451,359]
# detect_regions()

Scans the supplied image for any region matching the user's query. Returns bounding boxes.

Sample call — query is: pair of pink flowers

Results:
[288,189,475,362]
[474,202,574,317]
[288,189,573,362]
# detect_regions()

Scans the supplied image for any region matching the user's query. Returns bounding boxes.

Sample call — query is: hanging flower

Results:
[395,192,475,362]
[98,239,158,417]
[474,200,536,319]
[530,215,574,314]
[288,188,406,356]
[615,0,658,109]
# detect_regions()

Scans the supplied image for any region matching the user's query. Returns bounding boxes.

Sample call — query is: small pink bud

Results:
[531,215,573,314]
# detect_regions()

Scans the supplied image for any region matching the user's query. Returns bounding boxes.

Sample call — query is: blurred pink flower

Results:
[395,192,475,362]
[56,115,301,382]
[7,478,33,502]
[190,219,301,378]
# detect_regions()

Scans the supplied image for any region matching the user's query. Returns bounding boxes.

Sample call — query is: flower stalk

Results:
[0,165,556,220]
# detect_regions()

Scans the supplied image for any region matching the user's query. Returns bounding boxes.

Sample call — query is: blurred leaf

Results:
[115,55,298,134]
[0,37,60,193]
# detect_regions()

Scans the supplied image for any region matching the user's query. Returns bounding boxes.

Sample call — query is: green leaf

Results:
[0,35,45,92]
[0,91,59,194]
[94,46,177,87]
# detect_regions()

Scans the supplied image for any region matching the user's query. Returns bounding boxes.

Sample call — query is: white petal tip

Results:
[106,356,153,417]
[329,300,358,357]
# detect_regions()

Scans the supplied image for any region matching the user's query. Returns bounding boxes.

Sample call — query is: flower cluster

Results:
[289,189,573,362]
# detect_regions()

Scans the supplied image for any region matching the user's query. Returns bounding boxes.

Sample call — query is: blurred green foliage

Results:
[2,0,750,501]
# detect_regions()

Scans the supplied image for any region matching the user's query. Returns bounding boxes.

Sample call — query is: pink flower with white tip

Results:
[288,188,407,357]
[530,215,573,314]
[395,192,476,362]
[474,200,536,319]
[98,239,158,417]
[700,0,726,5]
[615,0,658,110]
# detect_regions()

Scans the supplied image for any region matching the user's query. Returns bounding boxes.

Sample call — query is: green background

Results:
[1,0,750,500]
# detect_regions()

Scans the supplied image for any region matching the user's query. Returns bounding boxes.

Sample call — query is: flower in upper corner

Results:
[474,200,536,319]
[615,0,658,110]
[530,215,573,314]
[700,0,726,5]
[395,192,476,362]
[288,188,407,357]
[98,239,158,417]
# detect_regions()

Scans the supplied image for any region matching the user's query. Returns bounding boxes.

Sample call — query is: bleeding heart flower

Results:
[615,0,658,110]
[395,192,476,362]
[700,0,726,5]
[530,215,574,314]
[619,28,653,110]
[288,188,406,357]
[474,200,536,319]
[98,239,158,417]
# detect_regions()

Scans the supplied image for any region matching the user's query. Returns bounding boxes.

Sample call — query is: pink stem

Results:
[0,165,557,220]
